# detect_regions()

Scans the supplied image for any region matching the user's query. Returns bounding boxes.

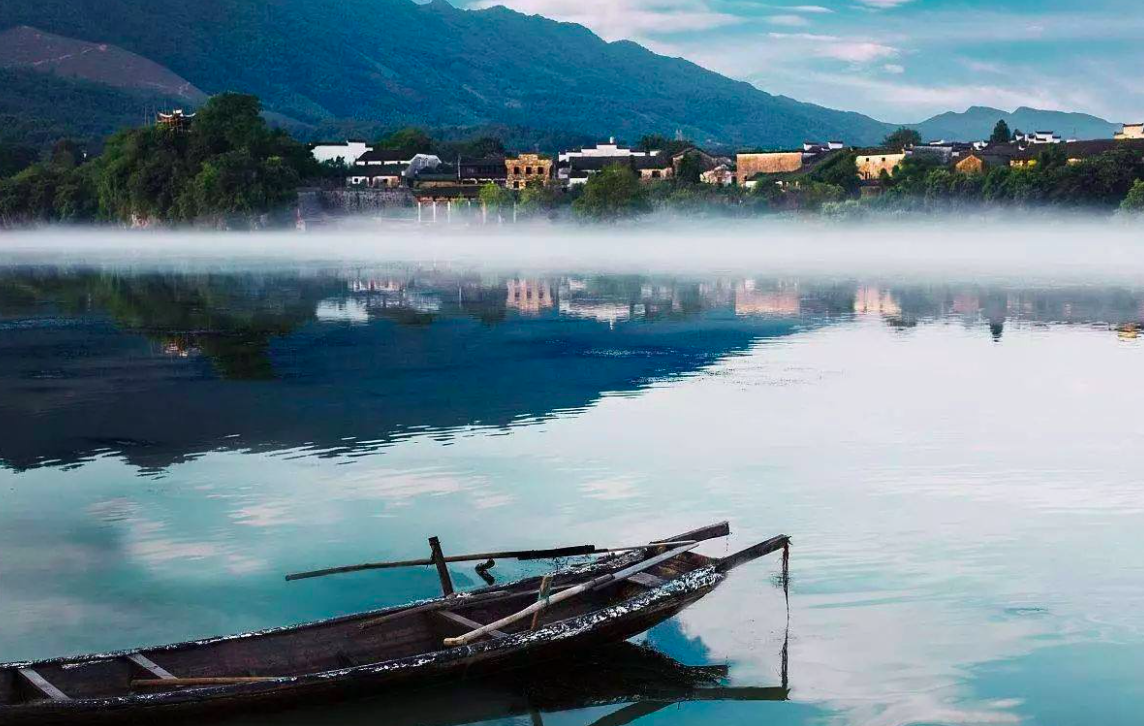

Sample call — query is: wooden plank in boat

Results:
[436,611,507,639]
[17,668,70,701]
[126,653,176,680]
[628,572,666,588]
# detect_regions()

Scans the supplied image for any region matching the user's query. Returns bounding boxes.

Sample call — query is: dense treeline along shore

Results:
[2,93,1144,228]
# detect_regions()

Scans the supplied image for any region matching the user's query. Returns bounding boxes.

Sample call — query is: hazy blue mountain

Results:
[0,0,897,148]
[912,106,1119,142]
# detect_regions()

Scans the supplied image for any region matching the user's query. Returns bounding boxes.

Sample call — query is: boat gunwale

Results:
[0,549,659,672]
[1,565,724,712]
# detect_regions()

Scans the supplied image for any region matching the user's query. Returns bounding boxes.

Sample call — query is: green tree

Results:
[810,151,859,193]
[674,152,706,184]
[376,127,433,153]
[882,127,922,150]
[990,119,1012,144]
[573,164,650,221]
[636,134,692,156]
[518,180,561,215]
[1121,179,1144,213]
[1036,144,1067,170]
[93,93,312,225]
[478,182,513,210]
[0,143,37,178]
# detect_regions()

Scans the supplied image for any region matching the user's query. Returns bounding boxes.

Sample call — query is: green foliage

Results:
[637,135,693,156]
[1036,144,1068,170]
[0,162,97,224]
[1122,180,1144,213]
[990,119,1012,144]
[573,164,650,221]
[517,181,562,216]
[674,153,706,184]
[882,155,943,196]
[92,93,313,225]
[478,182,514,209]
[866,145,1144,212]
[647,181,767,216]
[809,151,859,193]
[375,127,434,153]
[0,143,38,178]
[882,127,922,150]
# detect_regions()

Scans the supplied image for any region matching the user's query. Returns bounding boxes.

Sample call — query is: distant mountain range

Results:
[910,106,1120,144]
[0,0,1123,151]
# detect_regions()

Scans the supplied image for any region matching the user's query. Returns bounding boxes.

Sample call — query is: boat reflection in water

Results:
[221,639,789,726]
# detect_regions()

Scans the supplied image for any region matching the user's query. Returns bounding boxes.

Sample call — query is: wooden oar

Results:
[443,543,698,647]
[285,540,698,582]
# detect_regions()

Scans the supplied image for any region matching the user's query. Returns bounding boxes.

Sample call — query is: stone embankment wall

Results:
[316,188,415,212]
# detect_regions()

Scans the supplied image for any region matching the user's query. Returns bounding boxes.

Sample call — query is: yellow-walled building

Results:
[855,152,906,180]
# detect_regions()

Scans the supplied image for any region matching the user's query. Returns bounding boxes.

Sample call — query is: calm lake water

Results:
[2,249,1144,726]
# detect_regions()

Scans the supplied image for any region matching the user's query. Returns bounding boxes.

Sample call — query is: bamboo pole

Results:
[443,543,698,647]
[285,541,699,582]
[132,677,285,688]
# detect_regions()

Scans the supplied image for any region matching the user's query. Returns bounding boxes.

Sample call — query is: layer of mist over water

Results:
[2,225,1144,726]
[5,218,1144,281]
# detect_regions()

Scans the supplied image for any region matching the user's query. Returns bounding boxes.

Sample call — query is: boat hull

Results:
[0,568,722,725]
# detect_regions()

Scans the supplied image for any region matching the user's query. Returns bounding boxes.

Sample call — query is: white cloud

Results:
[766,13,811,26]
[765,32,899,63]
[787,4,834,12]
[883,63,905,74]
[854,0,914,7]
[467,0,737,40]
[821,41,899,62]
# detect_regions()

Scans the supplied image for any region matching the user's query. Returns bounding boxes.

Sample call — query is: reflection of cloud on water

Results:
[580,474,645,501]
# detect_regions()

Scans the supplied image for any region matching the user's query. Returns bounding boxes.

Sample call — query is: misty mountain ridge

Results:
[0,0,1121,150]
[911,105,1119,143]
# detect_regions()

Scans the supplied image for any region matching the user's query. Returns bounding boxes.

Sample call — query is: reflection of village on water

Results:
[325,270,1144,340]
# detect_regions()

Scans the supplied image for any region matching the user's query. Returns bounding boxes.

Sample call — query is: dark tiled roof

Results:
[356,149,419,164]
[348,163,405,176]
[631,156,673,170]
[1061,139,1144,158]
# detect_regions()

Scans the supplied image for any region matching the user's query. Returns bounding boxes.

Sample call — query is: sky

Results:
[453,0,1144,124]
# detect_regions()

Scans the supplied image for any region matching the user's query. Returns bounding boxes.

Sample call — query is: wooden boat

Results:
[0,523,789,724]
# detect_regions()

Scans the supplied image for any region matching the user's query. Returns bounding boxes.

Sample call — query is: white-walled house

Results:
[347,150,443,187]
[557,138,657,164]
[1017,131,1062,145]
[311,140,373,165]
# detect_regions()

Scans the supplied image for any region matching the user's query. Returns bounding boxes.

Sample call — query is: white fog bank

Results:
[3,219,1144,282]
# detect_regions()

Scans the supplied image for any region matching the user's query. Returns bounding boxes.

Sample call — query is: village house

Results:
[505,153,552,189]
[349,149,442,187]
[558,138,654,164]
[459,157,508,185]
[734,142,841,185]
[1115,123,1144,140]
[556,138,658,185]
[564,155,673,186]
[735,151,803,185]
[855,150,907,180]
[633,155,674,181]
[700,163,736,186]
[311,140,372,165]
[347,164,405,188]
[1017,130,1062,144]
